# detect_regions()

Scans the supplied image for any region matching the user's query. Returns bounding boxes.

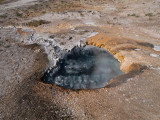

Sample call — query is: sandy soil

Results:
[0,0,160,120]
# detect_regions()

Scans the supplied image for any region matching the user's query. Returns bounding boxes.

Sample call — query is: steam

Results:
[43,46,124,89]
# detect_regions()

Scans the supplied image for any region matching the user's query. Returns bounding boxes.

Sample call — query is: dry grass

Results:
[145,13,153,17]
[0,14,7,18]
[0,0,4,3]
[24,20,50,27]
[22,1,83,17]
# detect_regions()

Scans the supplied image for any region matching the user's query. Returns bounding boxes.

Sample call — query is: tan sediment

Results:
[87,31,160,73]
[87,32,128,70]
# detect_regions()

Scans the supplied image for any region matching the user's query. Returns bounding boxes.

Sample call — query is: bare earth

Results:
[0,0,160,120]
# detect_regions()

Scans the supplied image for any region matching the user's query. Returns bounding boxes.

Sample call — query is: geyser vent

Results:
[43,46,124,90]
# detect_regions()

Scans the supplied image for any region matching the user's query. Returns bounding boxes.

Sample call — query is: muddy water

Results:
[43,46,124,90]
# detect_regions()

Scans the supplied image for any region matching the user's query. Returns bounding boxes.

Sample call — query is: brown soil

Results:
[0,0,160,120]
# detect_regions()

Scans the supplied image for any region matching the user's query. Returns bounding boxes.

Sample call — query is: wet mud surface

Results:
[44,46,124,89]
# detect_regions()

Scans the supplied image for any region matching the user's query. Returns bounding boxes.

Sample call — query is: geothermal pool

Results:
[43,46,124,90]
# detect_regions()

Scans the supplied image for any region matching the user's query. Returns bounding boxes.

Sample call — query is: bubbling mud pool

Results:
[43,46,124,90]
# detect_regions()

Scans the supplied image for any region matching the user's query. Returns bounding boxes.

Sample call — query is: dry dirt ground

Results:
[0,0,160,120]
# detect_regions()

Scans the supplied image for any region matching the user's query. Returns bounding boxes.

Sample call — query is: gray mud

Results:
[43,46,124,90]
